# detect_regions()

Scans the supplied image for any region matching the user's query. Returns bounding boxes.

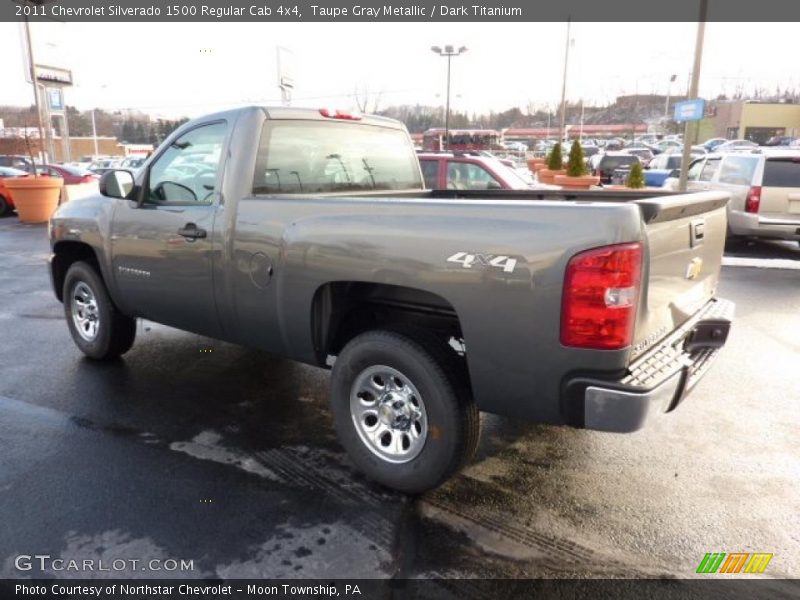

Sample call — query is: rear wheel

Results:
[63,261,136,360]
[0,195,10,216]
[330,330,479,494]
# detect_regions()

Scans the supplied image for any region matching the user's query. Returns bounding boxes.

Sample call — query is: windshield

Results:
[253,120,422,194]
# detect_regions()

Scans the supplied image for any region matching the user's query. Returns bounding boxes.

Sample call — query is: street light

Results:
[664,73,677,127]
[430,44,467,151]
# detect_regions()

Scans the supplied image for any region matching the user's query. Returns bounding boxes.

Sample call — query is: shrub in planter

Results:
[538,143,566,184]
[626,161,646,189]
[554,140,600,189]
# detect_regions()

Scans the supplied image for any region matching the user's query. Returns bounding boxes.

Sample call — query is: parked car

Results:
[763,136,796,147]
[645,152,704,187]
[0,155,34,173]
[38,164,96,185]
[120,156,148,170]
[624,147,655,166]
[504,141,529,152]
[418,152,557,191]
[48,106,733,493]
[589,152,641,184]
[652,140,683,154]
[713,139,758,154]
[695,138,727,153]
[0,166,29,215]
[88,158,123,176]
[684,149,800,243]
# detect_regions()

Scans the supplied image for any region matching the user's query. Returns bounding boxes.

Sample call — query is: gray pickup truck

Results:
[48,107,734,493]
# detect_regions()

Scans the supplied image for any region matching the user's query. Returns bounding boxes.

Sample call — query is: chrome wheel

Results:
[350,365,428,464]
[70,281,100,342]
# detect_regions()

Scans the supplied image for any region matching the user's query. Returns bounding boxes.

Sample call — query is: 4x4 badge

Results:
[447,252,517,273]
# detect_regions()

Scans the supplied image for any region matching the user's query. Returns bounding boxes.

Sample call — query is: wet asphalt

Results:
[0,216,798,585]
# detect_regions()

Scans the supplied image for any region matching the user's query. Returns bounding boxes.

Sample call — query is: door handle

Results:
[177,223,207,240]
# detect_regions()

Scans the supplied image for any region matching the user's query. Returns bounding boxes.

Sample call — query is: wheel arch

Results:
[51,241,103,303]
[310,281,466,365]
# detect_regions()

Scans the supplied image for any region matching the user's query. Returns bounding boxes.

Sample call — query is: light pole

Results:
[678,0,708,192]
[558,18,572,143]
[22,17,46,161]
[664,73,677,130]
[430,45,467,151]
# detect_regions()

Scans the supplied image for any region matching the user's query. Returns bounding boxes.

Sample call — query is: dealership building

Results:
[705,101,800,143]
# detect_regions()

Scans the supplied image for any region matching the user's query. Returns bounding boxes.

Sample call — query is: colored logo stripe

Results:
[697,552,773,574]
[744,553,773,574]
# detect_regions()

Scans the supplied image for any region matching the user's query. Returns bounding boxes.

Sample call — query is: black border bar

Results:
[4,0,800,22]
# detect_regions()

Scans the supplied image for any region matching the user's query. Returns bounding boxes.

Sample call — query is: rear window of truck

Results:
[252,121,422,194]
[600,156,637,170]
[762,158,800,187]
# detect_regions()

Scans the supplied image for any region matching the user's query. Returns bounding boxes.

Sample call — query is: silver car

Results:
[685,149,800,243]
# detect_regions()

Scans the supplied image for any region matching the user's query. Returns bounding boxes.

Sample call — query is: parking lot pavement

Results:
[0,217,798,583]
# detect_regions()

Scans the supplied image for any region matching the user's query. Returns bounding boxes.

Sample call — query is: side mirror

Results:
[99,169,135,199]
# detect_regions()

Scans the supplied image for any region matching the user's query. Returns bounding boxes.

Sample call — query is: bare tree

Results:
[353,86,383,114]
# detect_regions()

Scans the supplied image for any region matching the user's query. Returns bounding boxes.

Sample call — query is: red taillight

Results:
[80,175,94,183]
[561,242,643,350]
[745,186,761,213]
[319,108,362,121]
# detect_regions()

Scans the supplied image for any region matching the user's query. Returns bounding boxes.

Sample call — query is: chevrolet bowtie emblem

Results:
[686,257,703,280]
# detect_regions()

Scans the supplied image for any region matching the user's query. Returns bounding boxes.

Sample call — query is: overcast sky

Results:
[1,21,797,119]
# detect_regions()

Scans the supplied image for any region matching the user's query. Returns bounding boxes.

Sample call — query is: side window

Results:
[447,162,502,190]
[147,122,227,205]
[699,158,721,182]
[686,159,705,181]
[419,160,439,189]
[718,156,759,186]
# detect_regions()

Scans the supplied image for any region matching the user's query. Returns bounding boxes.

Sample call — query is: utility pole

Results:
[678,0,708,192]
[558,17,571,143]
[22,17,46,162]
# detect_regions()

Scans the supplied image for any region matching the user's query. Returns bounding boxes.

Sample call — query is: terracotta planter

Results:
[3,177,63,223]
[554,174,601,190]
[526,158,546,173]
[537,169,566,185]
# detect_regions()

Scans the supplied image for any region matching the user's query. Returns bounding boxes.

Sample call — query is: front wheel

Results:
[330,330,479,494]
[63,261,137,360]
[0,195,10,216]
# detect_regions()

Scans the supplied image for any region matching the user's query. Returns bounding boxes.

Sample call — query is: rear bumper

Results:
[562,297,735,433]
[729,209,800,240]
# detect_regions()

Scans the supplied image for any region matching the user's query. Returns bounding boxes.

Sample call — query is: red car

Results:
[38,164,96,185]
[418,152,557,191]
[0,166,29,216]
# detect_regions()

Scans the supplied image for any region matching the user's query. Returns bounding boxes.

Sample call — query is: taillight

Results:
[561,242,643,350]
[745,186,761,213]
[319,108,362,121]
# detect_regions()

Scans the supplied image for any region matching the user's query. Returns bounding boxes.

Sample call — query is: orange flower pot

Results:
[537,169,566,185]
[526,158,546,173]
[554,174,601,190]
[3,176,63,223]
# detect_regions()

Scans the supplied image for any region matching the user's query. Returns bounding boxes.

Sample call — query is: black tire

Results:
[63,261,136,360]
[0,195,10,216]
[330,330,479,494]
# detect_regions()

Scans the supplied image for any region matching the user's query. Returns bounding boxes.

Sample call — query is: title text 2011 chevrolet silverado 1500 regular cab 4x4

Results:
[48,107,734,493]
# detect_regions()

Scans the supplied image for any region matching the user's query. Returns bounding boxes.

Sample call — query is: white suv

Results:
[685,149,800,244]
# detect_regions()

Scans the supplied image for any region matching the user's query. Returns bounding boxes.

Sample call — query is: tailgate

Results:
[761,156,800,216]
[630,191,729,359]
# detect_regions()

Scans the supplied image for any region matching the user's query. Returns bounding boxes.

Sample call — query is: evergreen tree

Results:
[626,161,645,188]
[547,142,563,170]
[566,140,587,176]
